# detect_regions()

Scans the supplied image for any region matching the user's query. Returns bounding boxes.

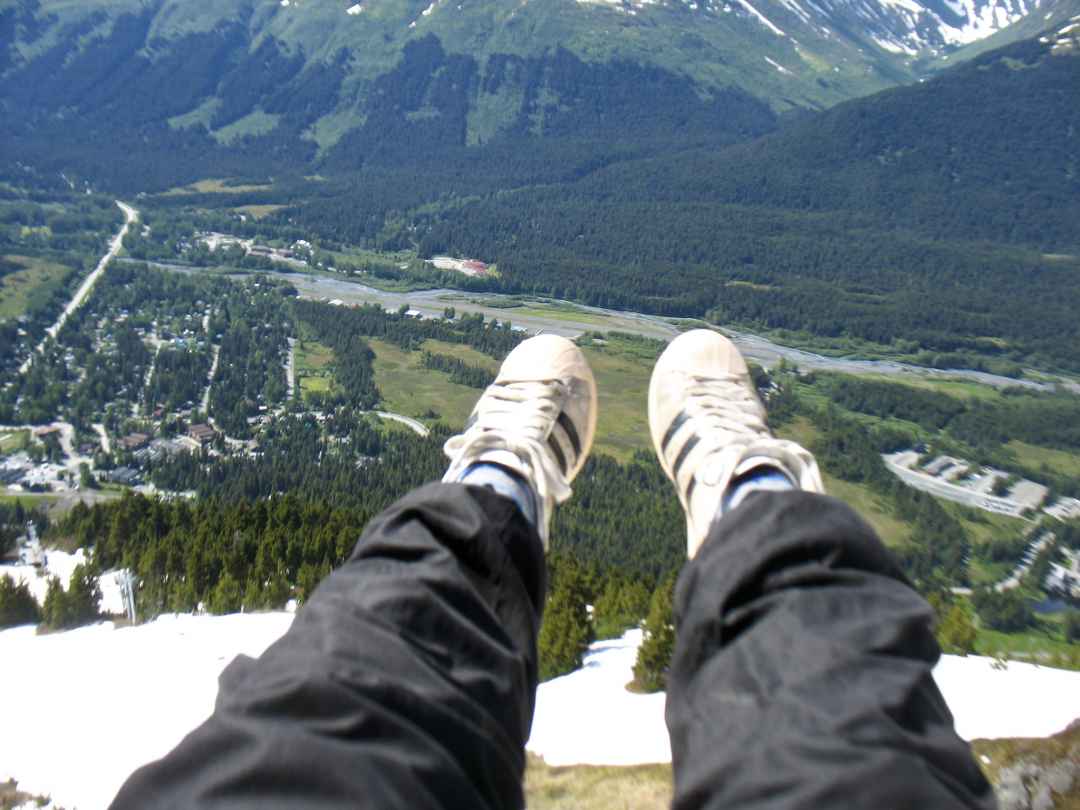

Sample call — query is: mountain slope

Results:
[0,0,1064,188]
[406,30,1080,368]
[928,0,1080,64]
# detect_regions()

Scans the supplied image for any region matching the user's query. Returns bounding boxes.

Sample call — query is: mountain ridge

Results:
[0,0,1071,189]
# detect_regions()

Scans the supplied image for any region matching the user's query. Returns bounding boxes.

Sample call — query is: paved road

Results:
[92,424,111,455]
[285,339,297,400]
[200,345,221,414]
[367,411,430,438]
[995,530,1056,592]
[20,201,139,374]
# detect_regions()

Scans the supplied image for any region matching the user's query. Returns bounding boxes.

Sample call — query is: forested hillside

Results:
[409,33,1080,370]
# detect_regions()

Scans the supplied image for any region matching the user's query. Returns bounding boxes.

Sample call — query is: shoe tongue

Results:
[734,453,795,486]
[476,448,525,475]
[698,448,790,489]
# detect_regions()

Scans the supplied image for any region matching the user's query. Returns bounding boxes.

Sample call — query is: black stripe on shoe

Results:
[548,434,569,476]
[556,411,582,458]
[661,410,690,453]
[672,433,700,480]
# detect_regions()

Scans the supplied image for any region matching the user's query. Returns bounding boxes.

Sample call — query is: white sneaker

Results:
[443,334,598,547]
[648,330,824,558]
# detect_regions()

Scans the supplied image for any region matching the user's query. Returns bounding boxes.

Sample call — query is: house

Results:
[119,433,151,452]
[104,467,142,486]
[188,424,217,445]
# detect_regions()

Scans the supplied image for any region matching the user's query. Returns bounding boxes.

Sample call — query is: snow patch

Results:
[528,630,670,765]
[1,549,89,607]
[735,0,787,35]
[1,548,129,616]
[0,613,291,809]
[2,618,1079,807]
[764,55,794,74]
[874,34,919,54]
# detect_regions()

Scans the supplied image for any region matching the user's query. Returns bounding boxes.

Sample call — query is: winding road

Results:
[367,410,429,438]
[20,201,139,375]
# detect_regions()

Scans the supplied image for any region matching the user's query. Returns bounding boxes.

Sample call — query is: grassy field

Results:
[854,373,1005,402]
[515,303,611,327]
[162,178,274,196]
[1008,440,1080,479]
[976,622,1080,669]
[523,725,1077,810]
[370,339,488,428]
[294,338,335,400]
[0,255,74,321]
[233,205,287,219]
[525,755,672,810]
[580,341,654,462]
[0,430,29,454]
[423,339,499,372]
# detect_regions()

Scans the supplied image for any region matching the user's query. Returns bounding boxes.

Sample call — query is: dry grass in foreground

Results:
[525,721,1080,810]
[525,754,673,810]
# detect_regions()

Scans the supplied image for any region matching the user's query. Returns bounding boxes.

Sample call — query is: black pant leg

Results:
[110,482,546,810]
[666,490,995,810]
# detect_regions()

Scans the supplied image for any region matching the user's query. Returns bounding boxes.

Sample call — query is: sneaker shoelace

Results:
[681,373,772,488]
[444,379,573,504]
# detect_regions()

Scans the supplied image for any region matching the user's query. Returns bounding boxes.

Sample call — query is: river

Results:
[130,260,1077,394]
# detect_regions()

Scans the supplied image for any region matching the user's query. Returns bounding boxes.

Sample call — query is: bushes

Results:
[972,587,1034,634]
[1065,611,1080,644]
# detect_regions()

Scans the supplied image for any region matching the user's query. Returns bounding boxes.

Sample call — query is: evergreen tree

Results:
[264,573,292,610]
[0,575,40,628]
[538,556,591,681]
[593,575,651,641]
[243,578,266,612]
[64,564,102,627]
[42,576,66,628]
[633,575,676,693]
[208,573,242,615]
[41,565,101,630]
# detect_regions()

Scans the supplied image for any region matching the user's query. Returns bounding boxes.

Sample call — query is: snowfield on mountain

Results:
[1,613,1078,809]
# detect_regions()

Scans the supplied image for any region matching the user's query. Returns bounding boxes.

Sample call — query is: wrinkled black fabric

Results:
[667,490,996,809]
[111,485,994,810]
[110,482,546,810]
